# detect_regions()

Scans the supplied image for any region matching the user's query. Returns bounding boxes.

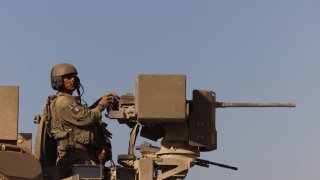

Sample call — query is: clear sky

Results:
[0,1,319,180]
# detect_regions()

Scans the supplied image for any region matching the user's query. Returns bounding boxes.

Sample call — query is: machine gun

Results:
[105,74,295,180]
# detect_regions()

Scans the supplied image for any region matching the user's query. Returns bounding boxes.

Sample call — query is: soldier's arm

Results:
[56,97,101,126]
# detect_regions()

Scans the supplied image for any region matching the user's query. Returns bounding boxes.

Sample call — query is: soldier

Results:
[48,63,116,170]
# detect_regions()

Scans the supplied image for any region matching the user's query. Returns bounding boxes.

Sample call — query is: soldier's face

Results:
[63,74,77,91]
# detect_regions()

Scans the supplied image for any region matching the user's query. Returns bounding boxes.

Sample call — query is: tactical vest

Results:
[48,93,98,152]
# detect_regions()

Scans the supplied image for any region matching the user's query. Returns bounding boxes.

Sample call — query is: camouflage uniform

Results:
[49,92,111,168]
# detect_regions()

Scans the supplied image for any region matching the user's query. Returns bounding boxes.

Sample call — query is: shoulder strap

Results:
[45,95,57,137]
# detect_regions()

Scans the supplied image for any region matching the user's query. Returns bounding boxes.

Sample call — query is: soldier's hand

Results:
[97,92,117,111]
[103,92,117,106]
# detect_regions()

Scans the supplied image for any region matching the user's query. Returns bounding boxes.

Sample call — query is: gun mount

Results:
[106,74,295,180]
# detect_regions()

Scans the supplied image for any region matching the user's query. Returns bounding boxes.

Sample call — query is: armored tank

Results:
[0,75,295,180]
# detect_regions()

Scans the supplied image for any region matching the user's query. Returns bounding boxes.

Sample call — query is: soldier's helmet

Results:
[51,63,78,91]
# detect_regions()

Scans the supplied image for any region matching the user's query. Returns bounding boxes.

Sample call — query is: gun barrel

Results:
[195,158,238,171]
[216,102,296,108]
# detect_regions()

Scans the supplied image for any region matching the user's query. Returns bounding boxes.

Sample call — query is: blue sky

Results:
[0,1,319,179]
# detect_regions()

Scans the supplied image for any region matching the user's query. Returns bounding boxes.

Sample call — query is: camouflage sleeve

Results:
[55,96,101,126]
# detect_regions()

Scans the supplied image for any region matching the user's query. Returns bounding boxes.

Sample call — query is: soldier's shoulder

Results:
[54,94,73,107]
[56,94,70,101]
